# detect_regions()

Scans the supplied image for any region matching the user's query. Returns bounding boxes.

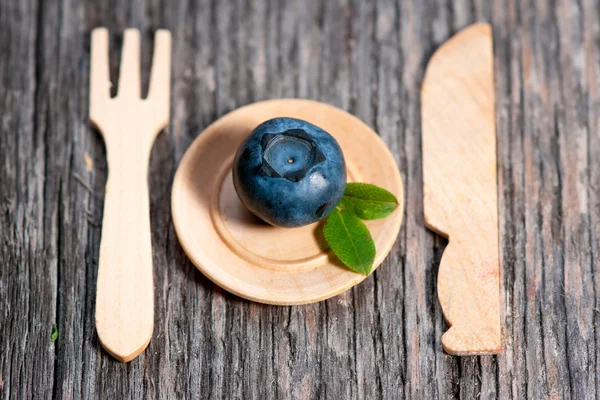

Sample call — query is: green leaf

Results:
[341,183,399,220]
[323,207,376,275]
[51,324,58,342]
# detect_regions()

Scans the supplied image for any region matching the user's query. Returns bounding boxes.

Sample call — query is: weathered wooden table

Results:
[1,0,598,398]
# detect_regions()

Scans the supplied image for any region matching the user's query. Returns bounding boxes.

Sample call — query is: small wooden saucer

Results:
[171,99,403,305]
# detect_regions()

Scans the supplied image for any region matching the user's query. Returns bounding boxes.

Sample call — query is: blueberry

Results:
[233,117,347,228]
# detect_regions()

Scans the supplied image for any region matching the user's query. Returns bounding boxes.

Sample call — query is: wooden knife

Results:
[421,23,501,355]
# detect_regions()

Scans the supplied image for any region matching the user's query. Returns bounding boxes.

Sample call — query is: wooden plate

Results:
[171,99,404,305]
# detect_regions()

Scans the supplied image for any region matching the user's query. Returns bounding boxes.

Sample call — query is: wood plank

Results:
[0,0,54,398]
[1,0,599,398]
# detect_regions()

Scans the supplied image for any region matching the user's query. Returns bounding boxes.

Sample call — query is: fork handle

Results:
[95,135,155,362]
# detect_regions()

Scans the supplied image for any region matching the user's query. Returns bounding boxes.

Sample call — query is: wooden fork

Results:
[90,28,171,362]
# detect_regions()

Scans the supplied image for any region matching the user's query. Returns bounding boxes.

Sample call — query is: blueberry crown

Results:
[260,129,326,182]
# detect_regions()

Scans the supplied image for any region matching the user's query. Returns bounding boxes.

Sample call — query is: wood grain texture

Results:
[422,24,501,355]
[0,0,599,398]
[171,99,404,305]
[90,28,171,362]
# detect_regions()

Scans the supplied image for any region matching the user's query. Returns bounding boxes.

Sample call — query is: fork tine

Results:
[147,30,172,129]
[90,28,111,125]
[117,29,141,98]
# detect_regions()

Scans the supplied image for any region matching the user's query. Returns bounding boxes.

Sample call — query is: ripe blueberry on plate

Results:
[232,116,399,276]
[233,117,347,228]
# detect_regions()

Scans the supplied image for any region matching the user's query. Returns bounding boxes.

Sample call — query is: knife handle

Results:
[430,229,502,355]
